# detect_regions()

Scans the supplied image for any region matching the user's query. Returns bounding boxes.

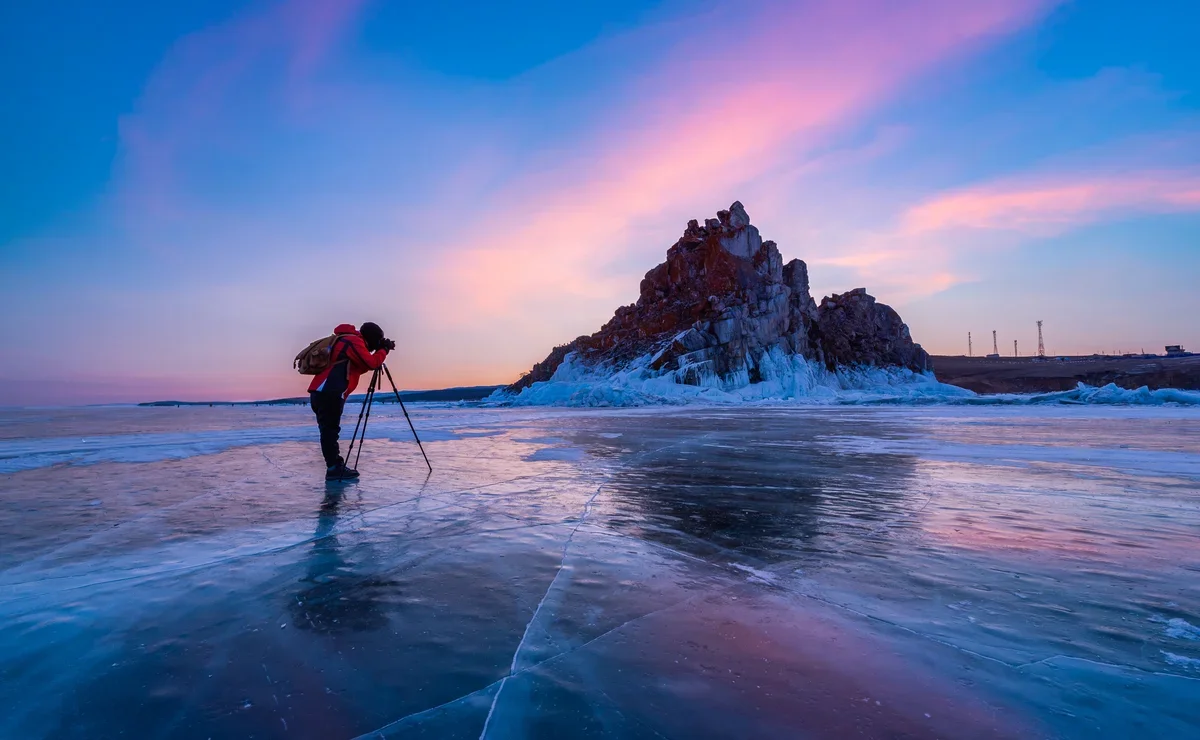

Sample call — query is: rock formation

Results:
[508,202,929,394]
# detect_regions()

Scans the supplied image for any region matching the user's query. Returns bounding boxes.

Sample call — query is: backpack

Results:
[294,334,348,375]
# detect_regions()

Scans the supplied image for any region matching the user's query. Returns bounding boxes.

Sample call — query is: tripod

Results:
[342,364,432,477]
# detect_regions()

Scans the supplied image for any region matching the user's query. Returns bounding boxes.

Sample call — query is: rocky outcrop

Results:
[508,202,928,393]
[813,288,929,371]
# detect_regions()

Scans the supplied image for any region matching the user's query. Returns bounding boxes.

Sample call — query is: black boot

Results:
[326,464,360,481]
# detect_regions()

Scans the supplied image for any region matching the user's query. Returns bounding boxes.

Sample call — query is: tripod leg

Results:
[354,371,379,472]
[342,368,379,477]
[383,364,433,472]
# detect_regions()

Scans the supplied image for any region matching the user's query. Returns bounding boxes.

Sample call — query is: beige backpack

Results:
[294,334,348,375]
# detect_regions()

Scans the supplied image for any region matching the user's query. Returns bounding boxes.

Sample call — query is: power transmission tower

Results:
[968,332,973,357]
[1037,320,1046,357]
[992,330,998,356]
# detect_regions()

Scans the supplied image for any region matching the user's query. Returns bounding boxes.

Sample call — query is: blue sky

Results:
[2,0,1199,404]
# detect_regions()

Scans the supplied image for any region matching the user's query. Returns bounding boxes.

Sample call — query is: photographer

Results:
[308,322,396,480]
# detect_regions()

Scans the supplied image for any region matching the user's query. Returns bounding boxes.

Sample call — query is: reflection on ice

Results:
[0,404,1197,738]
[291,492,400,634]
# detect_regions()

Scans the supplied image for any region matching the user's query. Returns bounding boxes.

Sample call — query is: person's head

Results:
[359,322,385,351]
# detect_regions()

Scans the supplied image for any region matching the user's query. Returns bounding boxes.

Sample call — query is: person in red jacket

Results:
[309,322,395,480]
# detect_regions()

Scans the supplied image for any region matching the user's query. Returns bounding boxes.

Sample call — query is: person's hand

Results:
[381,338,397,351]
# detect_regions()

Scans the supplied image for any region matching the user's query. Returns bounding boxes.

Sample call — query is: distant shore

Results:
[931,354,1200,394]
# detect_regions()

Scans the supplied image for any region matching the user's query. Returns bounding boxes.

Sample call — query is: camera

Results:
[381,338,397,351]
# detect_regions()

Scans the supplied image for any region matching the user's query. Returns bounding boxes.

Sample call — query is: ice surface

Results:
[492,349,1200,407]
[0,407,496,474]
[1,404,1198,738]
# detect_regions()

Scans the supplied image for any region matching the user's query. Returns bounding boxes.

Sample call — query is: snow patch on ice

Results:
[0,420,481,473]
[1162,651,1200,670]
[0,426,314,473]
[489,350,1200,408]
[1152,616,1200,641]
[730,563,778,585]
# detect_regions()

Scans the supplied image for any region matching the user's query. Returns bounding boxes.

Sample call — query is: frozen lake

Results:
[1,404,1198,738]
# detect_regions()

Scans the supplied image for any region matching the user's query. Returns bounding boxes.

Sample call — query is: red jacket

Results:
[307,324,389,399]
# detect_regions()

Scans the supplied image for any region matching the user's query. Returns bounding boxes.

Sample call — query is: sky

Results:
[2,0,1199,405]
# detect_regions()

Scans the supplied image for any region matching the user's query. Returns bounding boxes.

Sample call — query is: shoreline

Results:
[930,354,1200,394]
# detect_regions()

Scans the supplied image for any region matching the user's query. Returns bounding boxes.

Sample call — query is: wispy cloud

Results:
[813,134,1200,304]
[424,0,1056,331]
[904,170,1200,235]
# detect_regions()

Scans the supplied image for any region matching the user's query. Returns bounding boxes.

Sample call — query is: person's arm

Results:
[345,336,388,371]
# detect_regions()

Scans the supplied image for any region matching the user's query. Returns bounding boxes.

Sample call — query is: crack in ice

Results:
[477,434,715,738]
[478,481,605,738]
[354,596,696,739]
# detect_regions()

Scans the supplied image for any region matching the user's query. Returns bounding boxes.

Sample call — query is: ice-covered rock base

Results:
[496,349,965,407]
[493,349,1200,407]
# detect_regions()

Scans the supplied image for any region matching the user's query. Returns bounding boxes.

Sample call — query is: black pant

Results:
[310,392,346,468]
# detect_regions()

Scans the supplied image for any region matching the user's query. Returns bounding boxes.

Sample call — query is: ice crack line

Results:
[478,480,605,738]
[477,433,715,738]
[355,596,697,739]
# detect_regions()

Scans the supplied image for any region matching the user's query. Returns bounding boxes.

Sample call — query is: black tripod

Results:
[342,364,432,477]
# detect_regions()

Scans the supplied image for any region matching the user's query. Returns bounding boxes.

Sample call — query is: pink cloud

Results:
[424,0,1056,336]
[904,170,1200,234]
[812,238,974,304]
[806,166,1200,306]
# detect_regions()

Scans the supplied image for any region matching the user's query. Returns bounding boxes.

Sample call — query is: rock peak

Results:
[508,202,928,392]
[728,201,750,229]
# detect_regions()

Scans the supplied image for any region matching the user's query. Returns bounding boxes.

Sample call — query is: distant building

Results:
[986,353,1000,359]
[1166,345,1190,357]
